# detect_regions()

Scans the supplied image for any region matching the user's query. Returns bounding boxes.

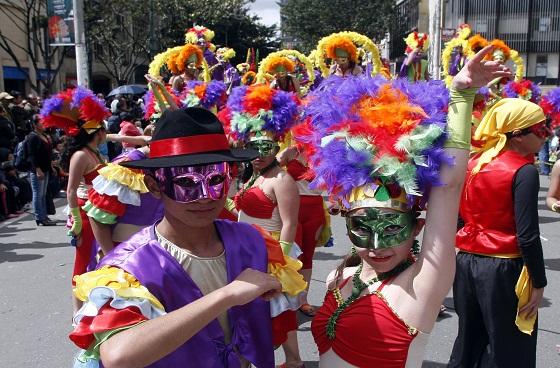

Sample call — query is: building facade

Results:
[444,0,560,85]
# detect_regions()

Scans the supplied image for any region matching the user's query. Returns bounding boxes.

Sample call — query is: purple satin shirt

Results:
[98,220,274,368]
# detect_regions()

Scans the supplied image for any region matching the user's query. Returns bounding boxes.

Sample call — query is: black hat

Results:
[122,107,257,169]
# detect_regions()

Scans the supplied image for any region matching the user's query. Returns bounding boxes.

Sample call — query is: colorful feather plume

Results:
[40,87,109,136]
[296,76,450,209]
[540,87,560,129]
[224,84,300,142]
[503,79,541,103]
[180,80,227,109]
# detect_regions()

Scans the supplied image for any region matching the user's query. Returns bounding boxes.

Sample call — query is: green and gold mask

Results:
[345,207,415,249]
[247,139,278,158]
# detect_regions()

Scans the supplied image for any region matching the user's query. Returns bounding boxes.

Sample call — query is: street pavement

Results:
[1,176,559,367]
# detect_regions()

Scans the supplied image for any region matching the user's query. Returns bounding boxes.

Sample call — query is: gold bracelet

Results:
[552,203,560,213]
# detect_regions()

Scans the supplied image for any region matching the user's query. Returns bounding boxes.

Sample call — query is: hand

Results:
[452,45,512,90]
[224,268,282,306]
[36,168,44,179]
[519,287,544,319]
[0,183,7,192]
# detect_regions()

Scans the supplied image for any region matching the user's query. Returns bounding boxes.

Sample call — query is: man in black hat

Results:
[69,107,293,368]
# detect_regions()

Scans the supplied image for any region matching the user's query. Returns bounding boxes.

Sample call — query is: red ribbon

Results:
[150,134,230,158]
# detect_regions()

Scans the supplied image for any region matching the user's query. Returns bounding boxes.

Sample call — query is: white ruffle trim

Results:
[92,176,141,206]
[270,291,305,318]
[73,286,166,326]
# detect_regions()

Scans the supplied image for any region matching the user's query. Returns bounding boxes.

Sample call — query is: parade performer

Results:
[296,46,510,367]
[441,25,481,87]
[542,87,560,192]
[148,44,211,84]
[70,107,306,368]
[277,141,331,317]
[484,38,524,99]
[399,31,430,81]
[222,84,305,368]
[185,25,221,80]
[449,75,549,368]
[211,47,241,93]
[257,50,315,97]
[315,31,382,78]
[42,87,110,311]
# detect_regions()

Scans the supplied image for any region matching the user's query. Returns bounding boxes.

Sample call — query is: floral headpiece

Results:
[405,32,429,53]
[180,80,227,110]
[216,47,236,61]
[316,31,382,77]
[168,44,204,74]
[40,87,109,136]
[257,50,315,85]
[149,45,211,81]
[223,84,300,142]
[503,80,541,103]
[325,35,358,62]
[185,25,215,45]
[540,87,560,129]
[295,76,451,211]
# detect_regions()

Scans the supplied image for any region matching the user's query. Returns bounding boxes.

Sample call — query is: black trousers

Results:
[448,252,537,368]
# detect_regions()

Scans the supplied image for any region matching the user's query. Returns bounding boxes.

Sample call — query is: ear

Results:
[144,174,162,199]
[413,218,425,237]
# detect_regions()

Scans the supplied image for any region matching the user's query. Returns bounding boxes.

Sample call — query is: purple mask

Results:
[153,163,230,203]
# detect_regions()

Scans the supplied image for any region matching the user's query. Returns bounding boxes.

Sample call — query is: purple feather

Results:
[202,81,226,109]
[40,95,65,118]
[71,86,94,109]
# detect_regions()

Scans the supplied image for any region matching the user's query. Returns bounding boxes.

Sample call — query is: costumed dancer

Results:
[296,46,510,367]
[449,68,549,368]
[257,50,315,97]
[210,47,241,93]
[69,107,306,368]
[42,88,110,312]
[399,31,430,81]
[315,31,382,79]
[185,25,220,80]
[222,84,306,368]
[277,137,332,318]
[484,38,524,100]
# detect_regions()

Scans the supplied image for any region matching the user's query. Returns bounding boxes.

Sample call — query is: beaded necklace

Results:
[326,258,414,340]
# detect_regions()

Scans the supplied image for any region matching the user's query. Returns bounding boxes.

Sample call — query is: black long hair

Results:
[60,127,100,172]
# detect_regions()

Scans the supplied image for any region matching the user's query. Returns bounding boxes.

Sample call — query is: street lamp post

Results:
[428,0,443,80]
[73,0,89,87]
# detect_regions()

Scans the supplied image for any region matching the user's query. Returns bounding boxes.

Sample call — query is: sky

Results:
[248,0,281,27]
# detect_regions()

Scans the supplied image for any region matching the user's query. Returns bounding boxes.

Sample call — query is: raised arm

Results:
[415,45,512,300]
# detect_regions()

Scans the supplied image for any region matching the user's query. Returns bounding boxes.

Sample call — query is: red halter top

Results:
[234,187,276,219]
[311,276,418,367]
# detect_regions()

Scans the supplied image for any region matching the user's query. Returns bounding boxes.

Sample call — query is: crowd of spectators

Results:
[0,89,148,223]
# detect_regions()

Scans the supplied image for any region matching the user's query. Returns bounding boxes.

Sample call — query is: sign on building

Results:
[47,0,74,46]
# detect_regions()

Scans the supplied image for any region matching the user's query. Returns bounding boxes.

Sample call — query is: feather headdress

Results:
[40,87,109,136]
[296,76,451,210]
[503,80,541,103]
[540,87,560,129]
[216,47,236,61]
[222,84,300,142]
[185,25,215,44]
[405,32,429,53]
[324,35,358,62]
[180,80,227,110]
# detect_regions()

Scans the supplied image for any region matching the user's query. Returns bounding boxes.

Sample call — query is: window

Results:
[536,55,547,77]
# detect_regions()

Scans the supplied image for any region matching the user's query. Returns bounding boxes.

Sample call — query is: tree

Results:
[85,0,278,85]
[155,0,278,64]
[280,0,395,52]
[0,0,68,93]
[85,0,155,85]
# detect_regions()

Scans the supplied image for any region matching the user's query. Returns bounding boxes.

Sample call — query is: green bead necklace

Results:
[325,258,414,340]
